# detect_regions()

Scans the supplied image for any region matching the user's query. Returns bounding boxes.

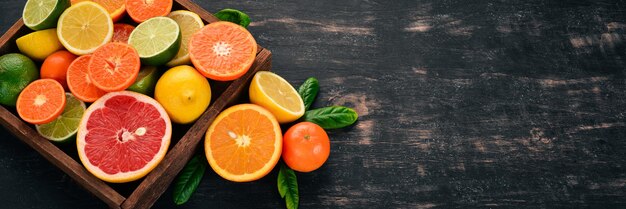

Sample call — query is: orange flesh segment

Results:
[88,43,140,92]
[125,0,173,23]
[67,55,107,102]
[16,79,66,125]
[112,23,135,43]
[189,21,257,81]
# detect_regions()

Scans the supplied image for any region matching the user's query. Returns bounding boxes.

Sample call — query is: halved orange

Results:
[71,0,126,22]
[205,104,282,182]
[111,23,135,43]
[189,21,257,81]
[88,43,140,92]
[67,55,107,102]
[16,79,66,125]
[125,0,172,23]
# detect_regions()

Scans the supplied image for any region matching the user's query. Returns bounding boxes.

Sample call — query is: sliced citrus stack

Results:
[77,91,172,183]
[189,21,257,81]
[166,10,204,67]
[205,104,282,182]
[16,79,66,125]
[36,93,86,143]
[23,0,70,30]
[67,55,107,102]
[71,0,126,22]
[249,71,305,123]
[57,1,113,55]
[126,0,172,23]
[88,42,140,92]
[112,23,135,43]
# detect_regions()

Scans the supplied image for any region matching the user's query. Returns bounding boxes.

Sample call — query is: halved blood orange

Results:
[67,55,107,103]
[88,42,140,92]
[111,23,135,43]
[125,0,172,23]
[189,21,258,81]
[71,0,126,22]
[16,79,66,125]
[77,91,172,183]
[205,104,282,182]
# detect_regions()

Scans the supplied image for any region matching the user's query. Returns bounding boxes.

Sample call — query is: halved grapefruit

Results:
[77,91,171,183]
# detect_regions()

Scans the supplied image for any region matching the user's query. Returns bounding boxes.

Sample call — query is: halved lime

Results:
[23,0,70,30]
[36,93,86,143]
[128,17,181,66]
[127,66,159,96]
[166,10,204,67]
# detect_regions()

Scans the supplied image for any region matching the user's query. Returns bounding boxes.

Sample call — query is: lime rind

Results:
[23,0,70,30]
[129,17,181,66]
[127,66,159,96]
[36,93,86,143]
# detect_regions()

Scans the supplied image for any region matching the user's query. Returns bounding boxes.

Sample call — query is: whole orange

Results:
[282,122,330,172]
[41,50,77,90]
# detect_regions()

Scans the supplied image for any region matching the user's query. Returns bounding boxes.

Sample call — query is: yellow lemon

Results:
[16,29,63,61]
[249,71,305,123]
[155,65,211,124]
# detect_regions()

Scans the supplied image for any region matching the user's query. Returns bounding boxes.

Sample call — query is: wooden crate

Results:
[0,0,271,208]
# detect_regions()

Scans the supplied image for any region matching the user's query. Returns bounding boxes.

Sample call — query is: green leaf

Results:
[278,163,299,209]
[297,77,319,111]
[173,155,207,205]
[215,8,251,28]
[303,106,359,129]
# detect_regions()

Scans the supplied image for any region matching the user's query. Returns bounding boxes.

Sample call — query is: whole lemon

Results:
[155,65,211,124]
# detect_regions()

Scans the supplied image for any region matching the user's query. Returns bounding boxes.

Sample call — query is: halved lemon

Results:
[57,1,113,55]
[249,71,305,123]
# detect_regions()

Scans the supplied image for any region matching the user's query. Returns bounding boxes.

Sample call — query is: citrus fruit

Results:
[127,66,159,96]
[41,50,77,91]
[154,65,211,124]
[36,93,86,143]
[57,1,113,55]
[189,21,257,81]
[112,23,135,43]
[88,42,140,92]
[67,55,107,103]
[16,29,64,61]
[23,0,70,30]
[77,91,172,183]
[16,79,66,125]
[125,0,172,23]
[0,53,39,106]
[71,0,126,22]
[166,10,204,67]
[282,122,330,172]
[205,104,282,182]
[249,71,305,123]
[128,17,181,66]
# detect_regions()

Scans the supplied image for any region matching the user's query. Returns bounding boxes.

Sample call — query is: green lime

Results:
[127,66,159,96]
[36,93,86,143]
[23,0,70,30]
[128,17,181,66]
[0,53,39,106]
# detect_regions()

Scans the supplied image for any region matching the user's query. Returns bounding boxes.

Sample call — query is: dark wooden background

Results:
[2,0,626,208]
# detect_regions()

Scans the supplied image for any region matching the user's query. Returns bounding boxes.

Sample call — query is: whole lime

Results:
[0,53,39,106]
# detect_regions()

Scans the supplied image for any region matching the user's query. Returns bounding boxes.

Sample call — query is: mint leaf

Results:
[173,155,207,205]
[215,9,251,28]
[278,163,299,209]
[297,77,319,111]
[303,106,358,129]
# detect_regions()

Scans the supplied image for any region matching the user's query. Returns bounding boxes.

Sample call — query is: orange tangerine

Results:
[125,0,172,23]
[67,55,107,102]
[88,43,140,92]
[205,104,282,182]
[16,79,66,125]
[189,21,257,81]
[111,23,135,43]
